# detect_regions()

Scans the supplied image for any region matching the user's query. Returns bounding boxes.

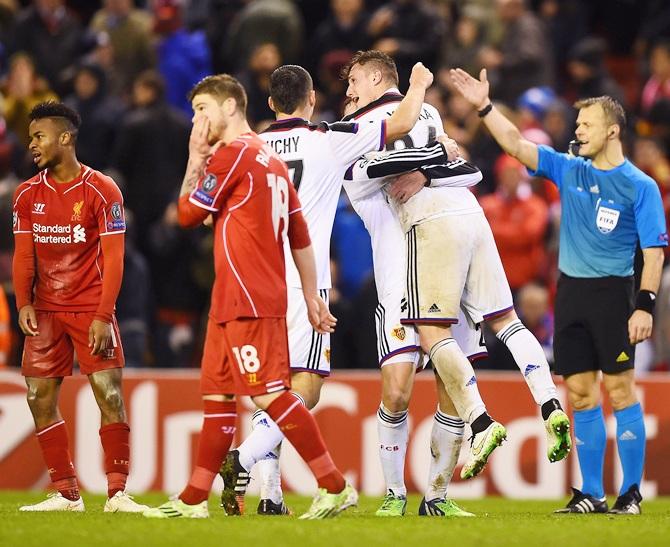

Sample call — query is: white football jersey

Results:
[342,89,481,232]
[260,117,386,289]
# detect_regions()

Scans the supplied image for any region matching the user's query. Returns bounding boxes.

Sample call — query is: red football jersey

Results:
[182,132,304,324]
[12,165,126,312]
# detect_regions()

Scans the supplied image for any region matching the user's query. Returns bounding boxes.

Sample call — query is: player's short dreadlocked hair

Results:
[574,96,626,135]
[29,101,81,136]
[269,65,313,115]
[341,50,399,87]
[188,74,247,114]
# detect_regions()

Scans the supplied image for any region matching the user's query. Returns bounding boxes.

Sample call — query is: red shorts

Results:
[200,316,291,396]
[22,311,124,378]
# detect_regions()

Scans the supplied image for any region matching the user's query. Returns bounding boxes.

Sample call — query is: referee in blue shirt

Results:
[451,68,667,515]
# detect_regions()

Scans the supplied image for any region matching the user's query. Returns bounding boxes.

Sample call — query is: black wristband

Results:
[635,290,656,314]
[477,102,493,118]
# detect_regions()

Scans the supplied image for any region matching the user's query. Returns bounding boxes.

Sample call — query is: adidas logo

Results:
[258,418,269,428]
[616,351,630,363]
[524,364,540,377]
[428,303,441,313]
[619,430,637,441]
[575,436,584,446]
[465,376,477,387]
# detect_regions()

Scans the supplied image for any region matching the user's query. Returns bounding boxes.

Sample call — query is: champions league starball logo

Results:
[111,202,122,220]
[107,202,126,231]
[202,174,217,193]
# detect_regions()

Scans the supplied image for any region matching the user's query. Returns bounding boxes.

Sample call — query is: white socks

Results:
[236,409,285,471]
[377,404,409,497]
[237,393,309,503]
[257,445,283,504]
[496,319,558,405]
[425,409,464,501]
[429,338,486,423]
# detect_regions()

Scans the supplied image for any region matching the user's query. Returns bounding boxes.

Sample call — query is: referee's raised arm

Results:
[450,68,540,171]
[452,66,667,515]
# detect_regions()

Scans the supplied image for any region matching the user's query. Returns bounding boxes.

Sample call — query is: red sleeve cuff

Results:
[93,312,113,323]
[178,194,210,228]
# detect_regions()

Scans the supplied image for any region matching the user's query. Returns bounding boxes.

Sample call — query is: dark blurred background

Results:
[1,0,669,375]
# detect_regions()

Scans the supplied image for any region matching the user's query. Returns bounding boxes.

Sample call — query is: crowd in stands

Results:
[1,0,670,373]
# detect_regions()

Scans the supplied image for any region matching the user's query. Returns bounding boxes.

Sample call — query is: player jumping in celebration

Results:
[450,67,665,514]
[143,74,355,520]
[218,62,434,516]
[12,102,146,513]
[342,51,571,516]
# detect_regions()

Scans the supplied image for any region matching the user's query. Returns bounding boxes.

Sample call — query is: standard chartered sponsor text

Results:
[32,223,86,244]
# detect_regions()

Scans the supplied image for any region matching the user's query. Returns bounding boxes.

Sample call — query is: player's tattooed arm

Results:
[180,158,205,197]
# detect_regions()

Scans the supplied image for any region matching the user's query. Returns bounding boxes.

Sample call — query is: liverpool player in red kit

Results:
[12,102,147,513]
[144,74,354,520]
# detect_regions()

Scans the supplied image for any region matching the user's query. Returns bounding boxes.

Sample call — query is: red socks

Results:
[36,421,79,501]
[180,400,237,505]
[265,391,345,494]
[100,422,130,497]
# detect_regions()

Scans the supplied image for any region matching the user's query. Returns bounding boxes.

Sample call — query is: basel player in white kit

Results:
[343,50,572,515]
[218,62,435,515]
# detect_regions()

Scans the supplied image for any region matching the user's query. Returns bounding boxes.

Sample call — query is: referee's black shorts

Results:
[553,273,635,376]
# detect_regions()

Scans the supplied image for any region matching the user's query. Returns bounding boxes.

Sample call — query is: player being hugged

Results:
[12,102,146,513]
[143,74,355,520]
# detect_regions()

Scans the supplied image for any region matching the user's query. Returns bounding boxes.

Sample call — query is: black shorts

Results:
[553,273,635,376]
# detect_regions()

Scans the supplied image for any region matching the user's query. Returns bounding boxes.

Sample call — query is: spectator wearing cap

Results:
[516,86,557,131]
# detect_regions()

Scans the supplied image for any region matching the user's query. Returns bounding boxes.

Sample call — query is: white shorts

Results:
[403,212,513,325]
[376,291,422,367]
[355,196,489,367]
[448,308,488,363]
[287,288,331,376]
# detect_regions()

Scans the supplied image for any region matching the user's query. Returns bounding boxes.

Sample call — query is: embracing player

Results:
[13,102,146,513]
[341,50,571,516]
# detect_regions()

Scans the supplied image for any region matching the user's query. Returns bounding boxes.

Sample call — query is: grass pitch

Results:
[0,492,668,547]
